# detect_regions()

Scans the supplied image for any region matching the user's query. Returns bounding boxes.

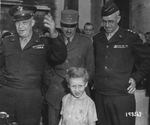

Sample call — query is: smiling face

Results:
[102,11,121,34]
[68,77,87,98]
[15,18,35,38]
[61,26,77,38]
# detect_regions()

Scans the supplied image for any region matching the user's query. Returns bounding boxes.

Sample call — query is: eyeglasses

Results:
[102,20,115,25]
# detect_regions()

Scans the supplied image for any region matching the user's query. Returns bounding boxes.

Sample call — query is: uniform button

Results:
[66,69,69,72]
[66,60,68,63]
[106,45,109,48]
[105,66,108,69]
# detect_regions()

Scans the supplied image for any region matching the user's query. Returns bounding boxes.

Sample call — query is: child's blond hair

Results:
[66,67,89,83]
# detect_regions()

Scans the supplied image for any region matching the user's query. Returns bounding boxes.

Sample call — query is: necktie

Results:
[107,33,112,40]
[20,39,28,49]
[65,37,70,45]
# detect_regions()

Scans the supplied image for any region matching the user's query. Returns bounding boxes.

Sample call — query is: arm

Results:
[128,34,150,93]
[58,117,62,125]
[131,35,150,83]
[46,37,67,64]
[89,122,96,125]
[88,102,98,125]
[43,13,67,64]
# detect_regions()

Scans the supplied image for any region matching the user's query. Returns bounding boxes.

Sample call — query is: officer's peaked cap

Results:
[9,5,37,21]
[61,9,78,25]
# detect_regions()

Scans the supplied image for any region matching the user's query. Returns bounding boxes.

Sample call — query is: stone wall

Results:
[130,0,150,34]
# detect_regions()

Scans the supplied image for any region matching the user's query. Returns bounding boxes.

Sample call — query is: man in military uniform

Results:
[93,1,150,125]
[44,9,95,125]
[0,5,67,125]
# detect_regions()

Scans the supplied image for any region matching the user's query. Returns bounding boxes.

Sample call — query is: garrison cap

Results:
[60,9,78,27]
[101,1,119,16]
[9,5,37,21]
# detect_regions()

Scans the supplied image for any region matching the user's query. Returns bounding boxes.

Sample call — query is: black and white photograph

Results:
[0,0,150,125]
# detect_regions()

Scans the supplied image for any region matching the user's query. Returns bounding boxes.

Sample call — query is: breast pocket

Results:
[29,49,46,69]
[111,48,130,70]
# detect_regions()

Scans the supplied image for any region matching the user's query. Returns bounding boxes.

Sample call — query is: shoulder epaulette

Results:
[125,29,136,34]
[39,34,47,38]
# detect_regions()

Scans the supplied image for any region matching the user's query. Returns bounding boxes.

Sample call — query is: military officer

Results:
[93,1,150,125]
[0,5,67,125]
[44,9,95,125]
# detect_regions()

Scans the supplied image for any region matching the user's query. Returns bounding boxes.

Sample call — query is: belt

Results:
[3,79,41,89]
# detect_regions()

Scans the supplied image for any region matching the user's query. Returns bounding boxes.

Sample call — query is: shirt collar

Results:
[105,26,119,40]
[64,34,75,42]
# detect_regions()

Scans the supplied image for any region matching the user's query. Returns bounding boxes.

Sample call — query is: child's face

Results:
[68,77,87,98]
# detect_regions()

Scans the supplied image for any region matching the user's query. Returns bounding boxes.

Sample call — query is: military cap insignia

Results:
[17,6,23,12]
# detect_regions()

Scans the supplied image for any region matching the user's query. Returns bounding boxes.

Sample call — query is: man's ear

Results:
[85,82,88,87]
[117,16,121,23]
[68,84,70,88]
[32,19,35,26]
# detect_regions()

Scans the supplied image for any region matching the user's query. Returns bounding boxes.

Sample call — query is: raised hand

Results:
[43,13,58,38]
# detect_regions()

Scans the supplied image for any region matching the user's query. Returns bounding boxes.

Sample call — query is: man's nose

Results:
[18,22,23,28]
[67,27,71,32]
[75,86,79,92]
[105,22,110,27]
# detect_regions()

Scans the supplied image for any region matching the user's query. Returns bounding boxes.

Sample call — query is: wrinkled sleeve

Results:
[131,34,150,83]
[87,102,98,123]
[47,36,67,65]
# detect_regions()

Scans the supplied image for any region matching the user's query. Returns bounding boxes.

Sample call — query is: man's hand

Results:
[127,78,136,94]
[43,13,58,38]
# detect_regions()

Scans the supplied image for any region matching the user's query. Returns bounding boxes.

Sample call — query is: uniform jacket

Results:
[0,32,67,89]
[93,27,150,95]
[46,32,95,109]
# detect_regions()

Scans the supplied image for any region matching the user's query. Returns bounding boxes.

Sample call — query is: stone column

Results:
[130,0,150,34]
[91,0,103,34]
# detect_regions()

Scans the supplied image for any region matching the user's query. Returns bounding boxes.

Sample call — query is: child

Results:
[59,67,97,125]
